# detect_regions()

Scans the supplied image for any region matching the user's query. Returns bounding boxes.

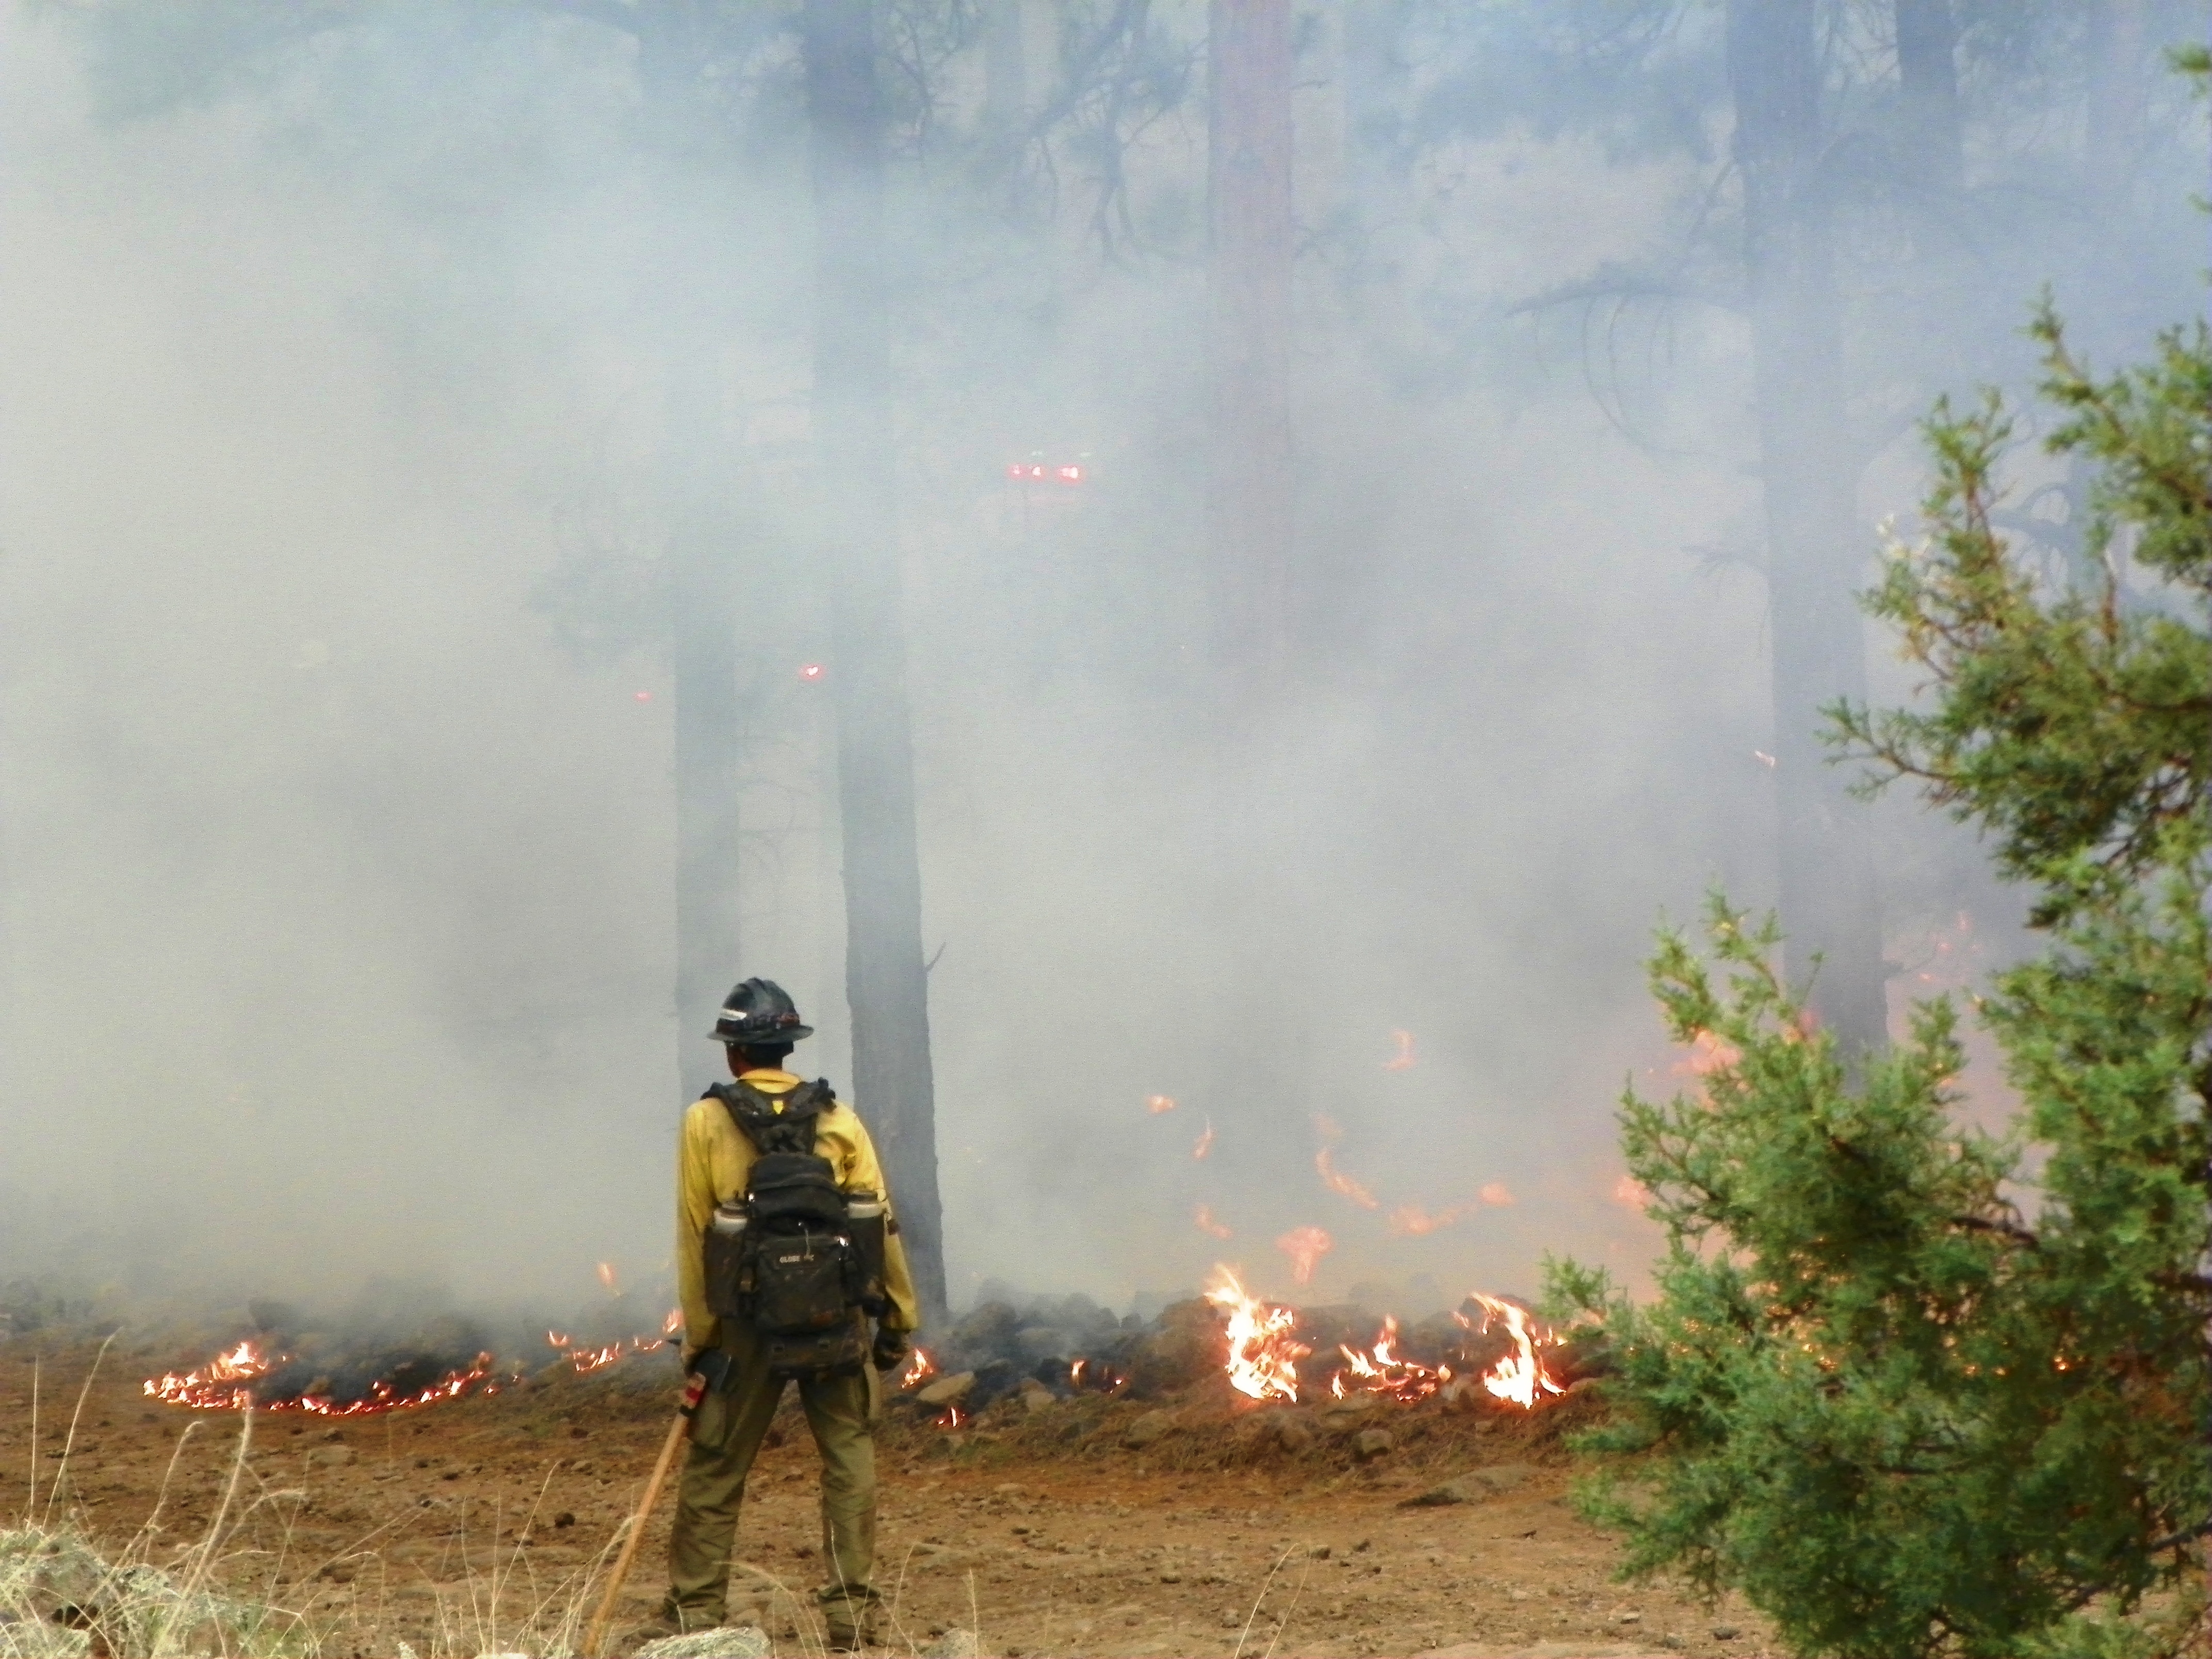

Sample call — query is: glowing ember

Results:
[663,1305,684,1336]
[1146,1094,1178,1114]
[1459,1293,1568,1408]
[1192,1119,1214,1160]
[1384,1029,1416,1070]
[1274,1225,1332,1284]
[595,1261,619,1292]
[143,1340,503,1417]
[1314,1148,1379,1210]
[1194,1203,1232,1239]
[1387,1201,1467,1236]
[634,690,652,702]
[1329,1316,1450,1403]
[1205,1267,1306,1404]
[1676,1029,1742,1077]
[937,1403,966,1429]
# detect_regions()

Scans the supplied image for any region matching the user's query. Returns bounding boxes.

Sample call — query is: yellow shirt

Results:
[675,1067,920,1352]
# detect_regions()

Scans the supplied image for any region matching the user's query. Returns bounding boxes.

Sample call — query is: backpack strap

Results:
[705,1078,839,1160]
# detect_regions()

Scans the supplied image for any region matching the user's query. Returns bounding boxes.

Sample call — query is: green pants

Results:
[664,1325,878,1632]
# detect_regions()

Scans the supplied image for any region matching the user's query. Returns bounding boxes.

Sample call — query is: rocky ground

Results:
[0,1318,1777,1658]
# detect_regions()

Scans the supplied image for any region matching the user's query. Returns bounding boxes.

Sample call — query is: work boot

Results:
[818,1585,880,1653]
[631,1591,725,1647]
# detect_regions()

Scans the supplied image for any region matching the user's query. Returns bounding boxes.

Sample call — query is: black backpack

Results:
[700,1079,888,1378]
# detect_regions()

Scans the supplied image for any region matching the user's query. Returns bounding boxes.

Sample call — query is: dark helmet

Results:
[709,978,814,1045]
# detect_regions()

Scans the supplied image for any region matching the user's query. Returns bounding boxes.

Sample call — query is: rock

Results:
[0,1626,91,1659]
[1398,1463,1532,1506]
[1121,1410,1176,1449]
[1269,1416,1315,1454]
[1350,1427,1394,1461]
[1711,1625,1741,1641]
[944,1302,1021,1358]
[923,1630,983,1659]
[634,1625,773,1658]
[1615,1609,1642,1624]
[305,1445,355,1467]
[1122,1298,1223,1396]
[1015,1325,1071,1362]
[915,1371,975,1408]
[1018,1380,1055,1415]
[13,1536,108,1622]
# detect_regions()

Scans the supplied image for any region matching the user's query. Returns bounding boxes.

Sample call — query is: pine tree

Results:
[1548,64,2212,1651]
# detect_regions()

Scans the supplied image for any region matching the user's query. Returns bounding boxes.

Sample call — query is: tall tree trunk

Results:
[666,336,744,1102]
[637,14,746,1104]
[1727,0,1888,1053]
[804,0,948,1323]
[1893,0,1961,197]
[1208,0,1295,697]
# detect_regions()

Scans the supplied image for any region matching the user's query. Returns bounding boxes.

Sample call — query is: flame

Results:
[1676,1029,1742,1077]
[1460,1293,1568,1409]
[545,1327,669,1374]
[937,1404,965,1429]
[1192,1119,1214,1160]
[899,1347,936,1389]
[595,1261,619,1292]
[1205,1267,1306,1404]
[663,1306,684,1336]
[1146,1094,1178,1114]
[1330,1316,1451,1403]
[1274,1225,1332,1285]
[143,1340,503,1417]
[1194,1203,1232,1239]
[1383,1029,1416,1070]
[1314,1148,1378,1210]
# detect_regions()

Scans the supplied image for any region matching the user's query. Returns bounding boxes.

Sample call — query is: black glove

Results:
[871,1326,910,1373]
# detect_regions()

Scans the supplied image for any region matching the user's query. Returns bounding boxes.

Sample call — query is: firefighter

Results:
[653,978,919,1651]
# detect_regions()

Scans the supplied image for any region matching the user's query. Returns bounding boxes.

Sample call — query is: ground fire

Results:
[141,1339,504,1417]
[1206,1267,1568,1410]
[147,1303,687,1413]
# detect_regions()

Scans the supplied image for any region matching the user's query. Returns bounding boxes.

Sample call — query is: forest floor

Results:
[1,1329,1778,1658]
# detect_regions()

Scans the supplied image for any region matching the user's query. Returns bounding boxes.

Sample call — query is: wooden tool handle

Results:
[583,1409,692,1658]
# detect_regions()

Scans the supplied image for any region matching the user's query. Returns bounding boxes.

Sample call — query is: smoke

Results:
[0,3,2200,1324]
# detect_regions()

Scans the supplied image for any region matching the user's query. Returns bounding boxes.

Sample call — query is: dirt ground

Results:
[2,1330,1777,1658]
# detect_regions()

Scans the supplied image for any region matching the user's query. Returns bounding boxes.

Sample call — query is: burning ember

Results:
[1313,1140,1379,1210]
[1146,1094,1178,1114]
[1330,1315,1450,1403]
[899,1347,937,1389]
[144,1340,502,1417]
[1192,1119,1214,1160]
[1205,1268,1308,1403]
[1458,1293,1569,1408]
[1274,1225,1332,1284]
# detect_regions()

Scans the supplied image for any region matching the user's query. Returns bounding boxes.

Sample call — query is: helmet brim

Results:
[709,1023,815,1044]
